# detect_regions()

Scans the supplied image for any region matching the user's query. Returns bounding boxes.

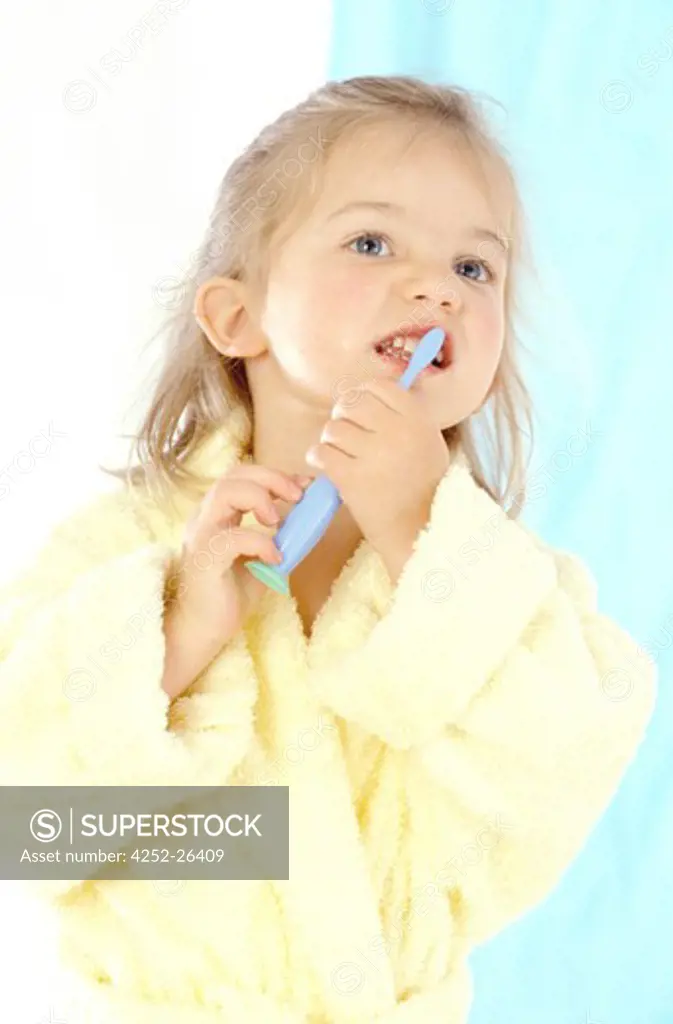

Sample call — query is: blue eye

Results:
[456,259,494,283]
[347,233,392,257]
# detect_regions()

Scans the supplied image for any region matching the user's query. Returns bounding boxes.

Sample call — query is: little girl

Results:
[0,75,656,1023]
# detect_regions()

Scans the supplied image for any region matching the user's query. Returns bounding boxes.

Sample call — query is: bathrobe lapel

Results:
[245,545,400,1020]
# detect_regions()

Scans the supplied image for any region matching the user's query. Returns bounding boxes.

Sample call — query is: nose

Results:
[403,263,463,316]
[412,289,459,312]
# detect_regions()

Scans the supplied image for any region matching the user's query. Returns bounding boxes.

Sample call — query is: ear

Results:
[194,276,267,358]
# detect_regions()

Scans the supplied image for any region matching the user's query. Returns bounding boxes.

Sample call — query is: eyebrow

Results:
[326,200,510,253]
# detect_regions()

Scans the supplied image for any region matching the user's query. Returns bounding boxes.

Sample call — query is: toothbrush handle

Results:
[398,359,425,390]
[273,474,342,573]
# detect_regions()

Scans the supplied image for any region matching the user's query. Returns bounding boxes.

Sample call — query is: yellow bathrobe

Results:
[0,401,657,1023]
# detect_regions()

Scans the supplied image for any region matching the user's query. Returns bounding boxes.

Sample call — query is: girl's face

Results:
[257,120,510,430]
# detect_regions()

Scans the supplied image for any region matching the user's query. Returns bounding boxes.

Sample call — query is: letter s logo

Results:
[30,809,63,843]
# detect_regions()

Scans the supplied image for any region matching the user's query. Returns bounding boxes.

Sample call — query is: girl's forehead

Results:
[326,122,462,180]
[315,123,511,231]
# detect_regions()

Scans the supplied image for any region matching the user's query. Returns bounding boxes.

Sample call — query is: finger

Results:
[234,546,282,613]
[306,441,354,477]
[225,467,312,521]
[206,525,283,568]
[359,378,410,414]
[317,418,367,458]
[204,476,299,527]
[228,464,307,499]
[329,389,397,432]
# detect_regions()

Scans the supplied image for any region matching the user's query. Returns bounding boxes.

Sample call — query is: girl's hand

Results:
[305,380,452,575]
[161,464,310,699]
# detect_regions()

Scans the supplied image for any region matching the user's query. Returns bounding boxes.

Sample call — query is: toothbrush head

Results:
[245,559,291,595]
[398,327,445,389]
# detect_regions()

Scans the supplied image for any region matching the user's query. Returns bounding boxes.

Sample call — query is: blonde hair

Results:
[108,75,537,519]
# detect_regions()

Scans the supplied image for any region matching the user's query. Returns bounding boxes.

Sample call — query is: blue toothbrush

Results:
[245,327,445,595]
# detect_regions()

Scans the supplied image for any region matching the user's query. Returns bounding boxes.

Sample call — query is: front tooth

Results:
[387,337,416,350]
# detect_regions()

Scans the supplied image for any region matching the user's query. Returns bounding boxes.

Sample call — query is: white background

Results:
[0,0,331,588]
[0,1,330,1019]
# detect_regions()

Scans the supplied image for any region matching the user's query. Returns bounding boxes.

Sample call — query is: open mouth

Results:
[373,328,453,373]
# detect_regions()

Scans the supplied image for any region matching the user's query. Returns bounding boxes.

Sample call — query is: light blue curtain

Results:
[329,2,672,1021]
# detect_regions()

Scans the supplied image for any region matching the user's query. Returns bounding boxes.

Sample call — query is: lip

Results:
[373,324,454,371]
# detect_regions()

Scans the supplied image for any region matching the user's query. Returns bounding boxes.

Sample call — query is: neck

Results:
[247,356,330,476]
[289,502,364,590]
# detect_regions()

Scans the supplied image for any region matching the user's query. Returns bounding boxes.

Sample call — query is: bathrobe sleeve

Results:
[0,487,258,900]
[314,460,657,944]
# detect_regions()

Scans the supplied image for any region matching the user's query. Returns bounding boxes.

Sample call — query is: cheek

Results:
[312,262,383,321]
[475,295,506,357]
[261,263,318,345]
[266,260,362,334]
[260,259,376,380]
